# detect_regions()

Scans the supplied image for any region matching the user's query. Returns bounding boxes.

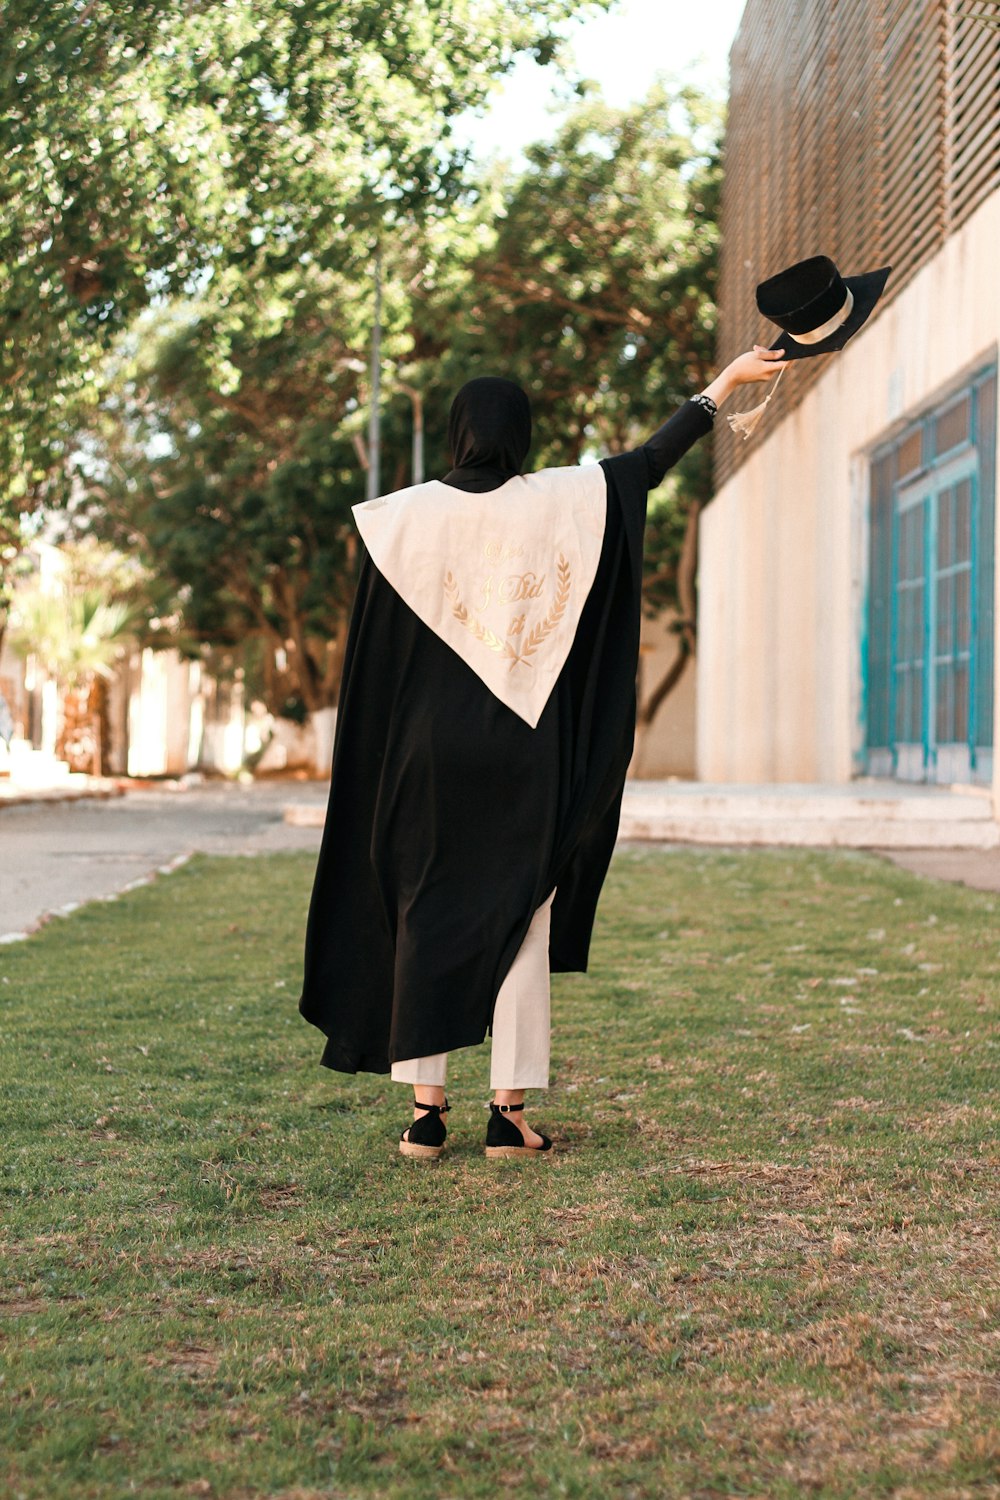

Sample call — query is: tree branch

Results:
[637,636,692,727]
[474,271,653,331]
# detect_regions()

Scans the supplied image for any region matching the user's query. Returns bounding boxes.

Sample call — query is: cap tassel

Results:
[726,363,787,441]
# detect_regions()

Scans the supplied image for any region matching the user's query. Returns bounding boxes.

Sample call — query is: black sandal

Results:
[485,1100,553,1158]
[399,1097,451,1159]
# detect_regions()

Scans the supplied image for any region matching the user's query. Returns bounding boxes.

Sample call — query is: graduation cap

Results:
[727,254,892,440]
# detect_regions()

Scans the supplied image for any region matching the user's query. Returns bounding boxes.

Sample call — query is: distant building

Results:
[703,0,1000,810]
[0,542,257,784]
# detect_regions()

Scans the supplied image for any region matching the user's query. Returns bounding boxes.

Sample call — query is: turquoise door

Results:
[892,455,978,782]
[866,368,996,785]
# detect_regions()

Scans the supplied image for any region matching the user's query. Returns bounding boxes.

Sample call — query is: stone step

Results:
[5,742,73,786]
[283,782,1000,849]
[284,802,326,827]
[619,783,999,848]
[623,781,993,819]
[0,776,123,806]
[617,811,1000,849]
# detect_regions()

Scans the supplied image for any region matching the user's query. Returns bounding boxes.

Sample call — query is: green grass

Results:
[1,846,998,1499]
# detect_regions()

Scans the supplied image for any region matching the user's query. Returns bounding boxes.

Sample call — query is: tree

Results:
[74,215,503,723]
[80,262,376,721]
[76,75,723,753]
[413,80,723,724]
[1,0,609,622]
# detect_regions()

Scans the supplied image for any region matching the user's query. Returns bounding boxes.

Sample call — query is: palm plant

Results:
[9,578,138,774]
[10,588,133,689]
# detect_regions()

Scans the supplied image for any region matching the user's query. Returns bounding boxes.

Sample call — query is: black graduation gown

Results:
[298,398,713,1073]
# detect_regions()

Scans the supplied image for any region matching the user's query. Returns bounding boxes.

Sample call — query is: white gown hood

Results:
[352,464,607,728]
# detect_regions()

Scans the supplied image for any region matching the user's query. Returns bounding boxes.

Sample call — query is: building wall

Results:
[630,610,697,779]
[123,649,250,777]
[2,539,257,781]
[715,0,1000,493]
[126,649,192,777]
[698,188,1000,795]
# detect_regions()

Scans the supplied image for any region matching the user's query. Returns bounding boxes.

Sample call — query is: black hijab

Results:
[443,376,532,491]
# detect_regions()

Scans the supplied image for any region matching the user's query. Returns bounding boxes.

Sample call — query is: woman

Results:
[299,344,785,1158]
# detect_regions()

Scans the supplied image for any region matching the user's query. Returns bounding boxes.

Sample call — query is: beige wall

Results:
[698,189,1000,803]
[127,649,194,776]
[630,610,697,779]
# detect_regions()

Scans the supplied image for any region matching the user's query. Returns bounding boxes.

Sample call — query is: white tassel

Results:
[726,364,787,441]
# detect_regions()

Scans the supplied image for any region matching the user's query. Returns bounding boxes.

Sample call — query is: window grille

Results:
[864,365,996,783]
[718,0,1000,487]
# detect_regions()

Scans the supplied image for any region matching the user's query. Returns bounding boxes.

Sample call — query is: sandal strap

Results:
[491,1101,524,1113]
[413,1099,450,1114]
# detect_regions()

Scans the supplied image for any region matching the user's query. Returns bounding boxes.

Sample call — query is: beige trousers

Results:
[390,890,555,1090]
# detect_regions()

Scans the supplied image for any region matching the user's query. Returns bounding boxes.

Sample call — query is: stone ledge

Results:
[284,780,1000,850]
[0,778,125,808]
[617,816,1000,850]
[617,781,999,848]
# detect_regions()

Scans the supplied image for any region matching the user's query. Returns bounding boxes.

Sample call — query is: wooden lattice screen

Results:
[716,0,1000,488]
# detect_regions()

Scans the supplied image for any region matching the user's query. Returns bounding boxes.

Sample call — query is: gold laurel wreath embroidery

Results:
[516,555,571,665]
[443,555,572,670]
[442,573,511,658]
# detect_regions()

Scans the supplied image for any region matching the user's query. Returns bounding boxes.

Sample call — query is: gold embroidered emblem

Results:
[444,555,571,669]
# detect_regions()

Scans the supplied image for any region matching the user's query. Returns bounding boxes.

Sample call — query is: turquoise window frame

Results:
[864,362,996,784]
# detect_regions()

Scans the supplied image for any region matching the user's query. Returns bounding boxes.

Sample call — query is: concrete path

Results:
[2,780,997,944]
[0,781,327,940]
[868,846,1000,894]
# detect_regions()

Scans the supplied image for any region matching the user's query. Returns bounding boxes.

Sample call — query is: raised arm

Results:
[629,346,787,490]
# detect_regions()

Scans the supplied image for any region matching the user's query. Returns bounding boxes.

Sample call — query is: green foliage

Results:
[424,81,722,470]
[5,1,719,713]
[79,263,378,711]
[7,588,130,687]
[1,0,606,562]
[76,76,722,712]
[414,81,723,623]
[7,542,140,689]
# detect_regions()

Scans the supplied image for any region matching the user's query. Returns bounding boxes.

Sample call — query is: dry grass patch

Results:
[2,847,999,1499]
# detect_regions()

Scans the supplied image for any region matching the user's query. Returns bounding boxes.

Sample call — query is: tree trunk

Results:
[88,675,111,776]
[637,499,702,730]
[637,637,692,729]
[57,683,97,773]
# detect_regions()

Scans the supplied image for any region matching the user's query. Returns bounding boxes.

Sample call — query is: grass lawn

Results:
[1,845,998,1500]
